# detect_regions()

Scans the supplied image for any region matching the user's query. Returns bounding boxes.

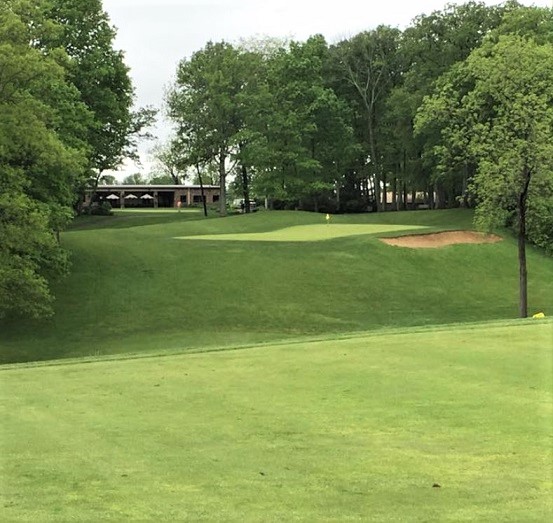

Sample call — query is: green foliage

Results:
[328,26,402,209]
[167,37,354,211]
[42,0,152,174]
[167,41,247,215]
[164,2,552,217]
[416,35,553,250]
[149,141,188,184]
[0,181,69,319]
[83,201,113,216]
[148,173,175,185]
[491,2,553,44]
[0,0,147,318]
[403,1,510,94]
[394,1,519,206]
[121,172,148,185]
[0,1,86,317]
[527,194,553,254]
[415,32,553,317]
[248,36,354,205]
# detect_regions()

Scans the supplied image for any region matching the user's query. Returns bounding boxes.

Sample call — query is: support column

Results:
[154,190,158,208]
[120,191,125,209]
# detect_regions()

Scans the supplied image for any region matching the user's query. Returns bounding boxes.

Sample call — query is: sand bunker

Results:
[380,230,502,248]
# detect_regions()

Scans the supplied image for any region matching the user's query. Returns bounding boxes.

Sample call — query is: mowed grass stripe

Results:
[175,223,428,242]
[1,322,551,521]
[0,317,542,371]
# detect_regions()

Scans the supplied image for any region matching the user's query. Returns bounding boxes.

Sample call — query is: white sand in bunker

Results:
[380,230,502,248]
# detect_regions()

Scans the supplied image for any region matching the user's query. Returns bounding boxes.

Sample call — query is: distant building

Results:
[86,184,220,209]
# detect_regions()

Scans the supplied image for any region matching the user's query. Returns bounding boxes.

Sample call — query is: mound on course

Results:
[2,322,551,521]
[1,209,552,364]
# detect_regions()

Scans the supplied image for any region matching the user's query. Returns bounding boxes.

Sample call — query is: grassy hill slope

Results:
[1,209,552,363]
[2,321,551,521]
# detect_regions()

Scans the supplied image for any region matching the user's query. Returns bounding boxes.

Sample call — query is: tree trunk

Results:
[427,187,434,209]
[517,166,531,318]
[518,225,528,319]
[391,177,397,211]
[367,117,381,212]
[195,164,208,217]
[381,171,387,211]
[373,173,380,211]
[75,169,103,215]
[435,183,446,209]
[241,163,250,213]
[218,153,226,216]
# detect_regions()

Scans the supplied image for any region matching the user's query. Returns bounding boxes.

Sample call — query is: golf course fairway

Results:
[2,321,551,521]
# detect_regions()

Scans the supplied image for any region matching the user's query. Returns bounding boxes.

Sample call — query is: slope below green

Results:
[0,209,552,363]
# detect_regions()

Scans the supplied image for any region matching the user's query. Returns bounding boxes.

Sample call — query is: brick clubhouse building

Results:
[86,184,221,209]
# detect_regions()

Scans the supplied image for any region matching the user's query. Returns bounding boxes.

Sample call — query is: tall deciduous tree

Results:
[43,0,156,190]
[397,1,513,208]
[167,41,246,216]
[415,35,553,317]
[247,36,354,211]
[150,141,188,185]
[329,26,402,210]
[0,0,88,318]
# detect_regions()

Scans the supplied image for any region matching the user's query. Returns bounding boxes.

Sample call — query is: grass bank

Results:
[1,209,552,363]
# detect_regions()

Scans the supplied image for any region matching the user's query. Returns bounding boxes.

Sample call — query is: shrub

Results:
[86,202,113,216]
[341,199,368,213]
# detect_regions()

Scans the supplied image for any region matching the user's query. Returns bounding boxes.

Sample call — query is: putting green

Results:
[176,223,428,242]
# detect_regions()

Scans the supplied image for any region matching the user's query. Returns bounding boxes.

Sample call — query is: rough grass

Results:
[0,209,552,364]
[2,321,551,521]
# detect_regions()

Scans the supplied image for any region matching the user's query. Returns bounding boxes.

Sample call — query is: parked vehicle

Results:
[232,199,257,213]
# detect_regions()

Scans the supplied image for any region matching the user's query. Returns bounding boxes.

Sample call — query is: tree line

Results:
[165,1,551,242]
[1,0,551,319]
[0,0,154,318]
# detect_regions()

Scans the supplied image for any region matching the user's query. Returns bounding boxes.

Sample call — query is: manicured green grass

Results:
[115,208,200,213]
[1,322,551,521]
[68,207,206,230]
[1,209,552,363]
[176,223,429,242]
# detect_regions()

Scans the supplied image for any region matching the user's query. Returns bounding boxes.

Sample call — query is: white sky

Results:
[101,0,551,179]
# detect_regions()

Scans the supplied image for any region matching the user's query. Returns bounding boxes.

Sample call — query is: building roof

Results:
[94,184,219,191]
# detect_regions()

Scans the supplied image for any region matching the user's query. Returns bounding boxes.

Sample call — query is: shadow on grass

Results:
[68,209,211,231]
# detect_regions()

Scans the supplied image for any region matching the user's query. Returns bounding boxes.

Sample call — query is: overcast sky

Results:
[101,0,551,179]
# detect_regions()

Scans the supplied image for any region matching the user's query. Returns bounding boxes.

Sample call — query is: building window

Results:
[193,195,205,203]
[213,194,220,202]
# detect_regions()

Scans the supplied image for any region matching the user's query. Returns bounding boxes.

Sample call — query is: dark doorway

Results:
[157,191,175,208]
